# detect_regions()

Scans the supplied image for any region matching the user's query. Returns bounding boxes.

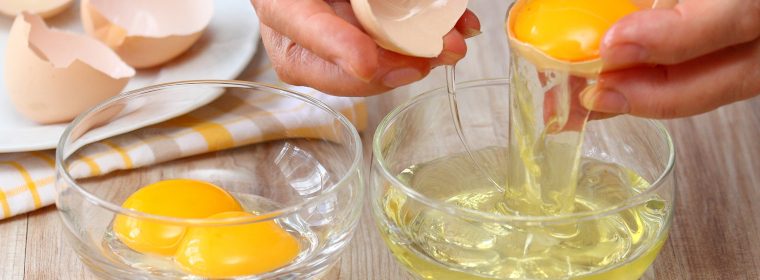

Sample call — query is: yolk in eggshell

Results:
[513,0,640,61]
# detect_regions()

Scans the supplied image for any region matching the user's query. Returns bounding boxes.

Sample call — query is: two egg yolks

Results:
[512,0,640,61]
[113,179,300,277]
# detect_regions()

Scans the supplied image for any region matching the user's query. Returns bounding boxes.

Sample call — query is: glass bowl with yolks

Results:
[56,81,364,279]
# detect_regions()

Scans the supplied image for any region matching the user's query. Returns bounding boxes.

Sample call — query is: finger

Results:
[328,0,362,27]
[584,39,760,118]
[432,29,468,67]
[455,9,481,38]
[262,24,432,96]
[601,0,760,69]
[429,10,477,67]
[251,0,378,81]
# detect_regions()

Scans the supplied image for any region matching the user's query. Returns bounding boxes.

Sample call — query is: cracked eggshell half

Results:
[351,0,468,57]
[0,0,73,18]
[3,13,135,124]
[80,0,214,68]
[506,0,677,78]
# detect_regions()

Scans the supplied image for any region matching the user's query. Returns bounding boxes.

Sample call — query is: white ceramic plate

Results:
[0,0,260,152]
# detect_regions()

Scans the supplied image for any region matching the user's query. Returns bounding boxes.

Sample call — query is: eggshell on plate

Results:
[80,0,214,68]
[3,13,135,124]
[506,0,677,77]
[351,0,468,57]
[0,0,73,18]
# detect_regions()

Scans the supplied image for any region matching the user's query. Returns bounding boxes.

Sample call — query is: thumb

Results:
[601,0,760,69]
[582,38,760,118]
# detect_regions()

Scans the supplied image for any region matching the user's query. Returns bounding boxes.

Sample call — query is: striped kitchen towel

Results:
[0,85,366,220]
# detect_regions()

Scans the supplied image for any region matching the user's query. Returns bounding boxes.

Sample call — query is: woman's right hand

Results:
[583,0,760,118]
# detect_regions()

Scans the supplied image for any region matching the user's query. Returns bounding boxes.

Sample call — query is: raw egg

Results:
[3,13,134,124]
[175,211,300,278]
[506,0,676,77]
[113,179,242,256]
[512,0,639,62]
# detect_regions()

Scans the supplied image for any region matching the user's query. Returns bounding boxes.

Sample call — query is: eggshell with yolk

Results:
[506,0,678,77]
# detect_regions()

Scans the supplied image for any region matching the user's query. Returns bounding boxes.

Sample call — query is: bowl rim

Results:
[372,78,676,224]
[56,80,363,226]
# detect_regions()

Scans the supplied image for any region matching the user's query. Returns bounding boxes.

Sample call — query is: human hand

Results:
[581,0,760,118]
[250,0,481,96]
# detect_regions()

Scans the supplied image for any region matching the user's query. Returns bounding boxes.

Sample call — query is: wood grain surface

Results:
[2,1,760,279]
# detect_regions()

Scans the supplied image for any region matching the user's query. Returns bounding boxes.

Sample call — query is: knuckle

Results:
[271,52,298,85]
[641,67,683,118]
[639,91,681,118]
[283,41,302,62]
[266,33,307,86]
[652,102,682,119]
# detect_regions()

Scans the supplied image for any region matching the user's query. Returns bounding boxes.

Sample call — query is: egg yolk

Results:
[513,0,640,61]
[174,211,301,278]
[113,179,243,256]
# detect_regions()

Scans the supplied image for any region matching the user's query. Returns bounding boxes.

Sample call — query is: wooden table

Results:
[2,2,760,279]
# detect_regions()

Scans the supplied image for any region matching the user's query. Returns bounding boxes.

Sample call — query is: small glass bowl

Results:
[55,81,364,279]
[372,79,675,280]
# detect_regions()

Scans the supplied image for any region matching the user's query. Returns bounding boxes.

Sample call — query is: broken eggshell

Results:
[3,13,135,124]
[506,0,678,78]
[0,0,73,18]
[351,0,468,58]
[80,0,214,69]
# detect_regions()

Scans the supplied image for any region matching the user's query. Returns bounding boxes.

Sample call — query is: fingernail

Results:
[336,58,372,82]
[382,68,422,88]
[602,43,648,70]
[463,28,482,39]
[582,87,630,114]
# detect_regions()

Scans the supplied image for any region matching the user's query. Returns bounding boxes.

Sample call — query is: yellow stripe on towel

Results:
[31,151,55,167]
[164,115,235,151]
[103,140,133,169]
[3,162,41,208]
[0,188,10,218]
[78,156,102,176]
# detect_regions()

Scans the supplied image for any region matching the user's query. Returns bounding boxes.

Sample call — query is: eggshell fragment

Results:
[80,0,214,68]
[351,0,468,57]
[0,0,73,18]
[506,0,677,77]
[3,13,135,124]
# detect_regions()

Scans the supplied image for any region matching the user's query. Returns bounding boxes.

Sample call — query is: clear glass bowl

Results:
[55,81,364,279]
[372,79,675,280]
